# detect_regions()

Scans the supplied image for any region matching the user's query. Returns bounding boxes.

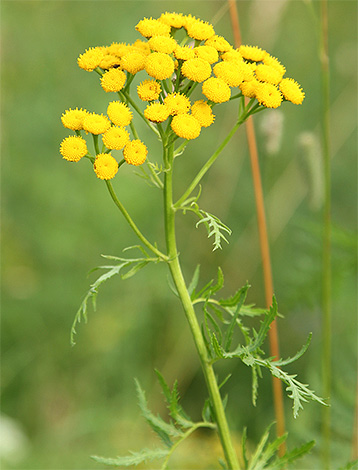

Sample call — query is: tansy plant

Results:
[60,12,324,470]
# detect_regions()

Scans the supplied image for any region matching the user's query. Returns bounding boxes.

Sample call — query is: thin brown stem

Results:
[227,0,286,456]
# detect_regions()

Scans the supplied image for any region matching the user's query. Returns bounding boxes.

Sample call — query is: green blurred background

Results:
[1,1,357,468]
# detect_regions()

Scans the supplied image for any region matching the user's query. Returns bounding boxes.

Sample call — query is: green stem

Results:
[120,90,160,138]
[163,144,240,470]
[105,180,167,261]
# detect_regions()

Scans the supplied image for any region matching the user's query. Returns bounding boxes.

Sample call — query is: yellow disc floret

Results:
[255,83,283,108]
[137,79,161,101]
[61,108,88,131]
[148,35,177,54]
[171,114,201,140]
[120,51,146,74]
[60,136,88,162]
[262,54,286,76]
[191,100,215,128]
[144,103,171,123]
[93,153,119,180]
[145,52,175,80]
[100,68,126,92]
[255,64,283,85]
[77,47,105,71]
[159,12,186,29]
[174,45,195,61]
[239,45,267,62]
[123,140,148,166]
[107,102,133,127]
[164,93,191,115]
[83,113,111,135]
[194,45,219,64]
[279,78,305,105]
[213,61,243,87]
[136,18,171,38]
[185,16,215,41]
[202,77,231,103]
[181,58,212,83]
[205,35,232,53]
[239,79,260,98]
[102,126,130,150]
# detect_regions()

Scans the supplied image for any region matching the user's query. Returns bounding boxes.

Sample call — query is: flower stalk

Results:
[163,141,241,470]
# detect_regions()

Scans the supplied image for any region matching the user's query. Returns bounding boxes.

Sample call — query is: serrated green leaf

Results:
[274,333,312,366]
[223,283,249,351]
[194,208,232,251]
[269,440,315,469]
[188,264,201,298]
[91,447,169,467]
[211,332,224,359]
[219,281,251,307]
[121,260,149,280]
[135,379,182,447]
[242,427,249,469]
[246,297,278,353]
[210,267,224,295]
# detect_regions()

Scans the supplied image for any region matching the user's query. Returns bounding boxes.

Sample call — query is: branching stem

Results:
[163,143,241,470]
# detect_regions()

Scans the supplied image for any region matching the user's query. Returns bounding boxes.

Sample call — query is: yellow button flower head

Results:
[94,153,119,180]
[236,61,255,81]
[102,126,130,150]
[148,35,177,54]
[123,140,148,166]
[181,58,212,83]
[164,93,191,115]
[100,68,126,92]
[83,113,111,135]
[145,52,175,80]
[205,35,232,53]
[144,103,171,123]
[255,64,283,85]
[107,102,133,127]
[99,51,122,69]
[131,39,151,56]
[263,54,286,76]
[171,114,201,140]
[239,78,260,98]
[279,78,305,105]
[194,45,219,64]
[185,16,215,41]
[213,61,243,87]
[137,79,161,101]
[136,18,171,38]
[61,108,88,131]
[255,83,283,108]
[202,77,231,103]
[159,12,186,29]
[60,136,88,162]
[191,100,215,128]
[174,45,195,61]
[239,45,267,62]
[107,42,131,58]
[121,51,147,75]
[221,49,243,64]
[77,47,105,71]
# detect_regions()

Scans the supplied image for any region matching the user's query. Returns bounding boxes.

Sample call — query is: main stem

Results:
[163,143,240,470]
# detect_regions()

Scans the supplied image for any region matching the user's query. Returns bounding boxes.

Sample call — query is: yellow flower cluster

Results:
[61,12,305,178]
[60,103,148,179]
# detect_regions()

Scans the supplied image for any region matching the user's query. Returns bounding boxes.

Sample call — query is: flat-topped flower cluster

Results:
[60,12,304,180]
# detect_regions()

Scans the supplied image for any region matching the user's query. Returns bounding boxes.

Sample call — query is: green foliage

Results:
[192,204,232,251]
[70,246,163,345]
[240,424,315,470]
[92,373,216,469]
[190,268,327,417]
